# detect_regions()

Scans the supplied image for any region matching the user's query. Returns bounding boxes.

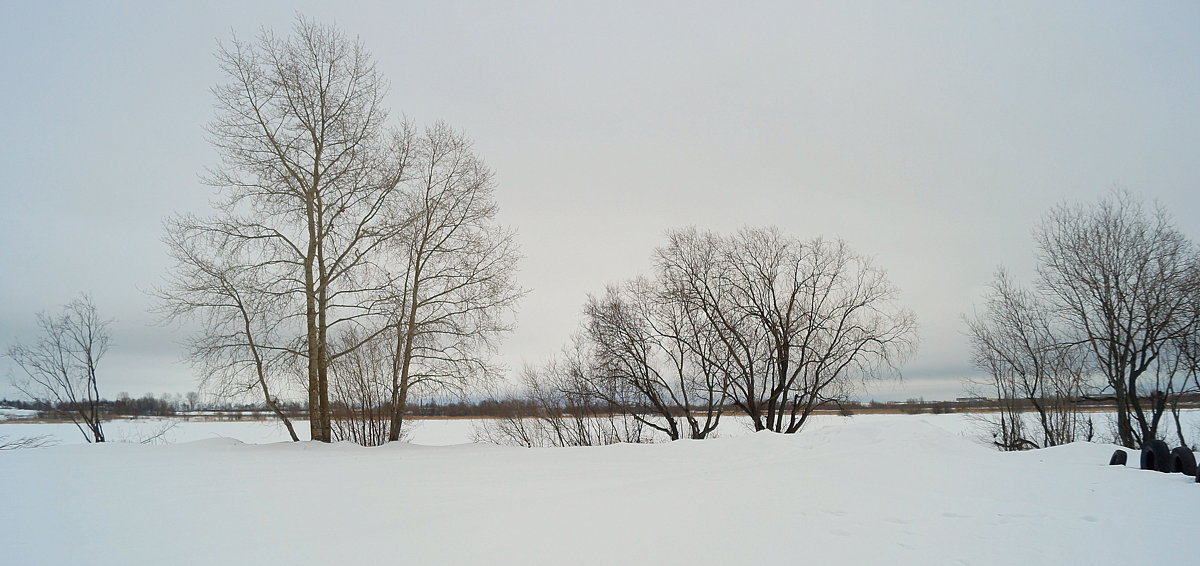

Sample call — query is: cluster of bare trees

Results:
[159,18,522,444]
[967,191,1200,450]
[481,227,917,447]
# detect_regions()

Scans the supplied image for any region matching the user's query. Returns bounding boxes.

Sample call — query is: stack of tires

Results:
[1120,440,1199,481]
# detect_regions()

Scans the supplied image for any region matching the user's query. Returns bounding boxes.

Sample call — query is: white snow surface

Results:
[2,414,1197,565]
[0,416,483,445]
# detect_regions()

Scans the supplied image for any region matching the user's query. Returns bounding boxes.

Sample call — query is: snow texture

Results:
[2,414,1196,565]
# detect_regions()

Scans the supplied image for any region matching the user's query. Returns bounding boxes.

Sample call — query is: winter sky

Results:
[2,1,1199,401]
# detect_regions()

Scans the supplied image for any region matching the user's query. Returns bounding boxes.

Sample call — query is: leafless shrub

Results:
[474,346,649,447]
[658,227,917,433]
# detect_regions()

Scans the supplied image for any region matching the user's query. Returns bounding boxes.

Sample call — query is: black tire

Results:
[1109,449,1128,466]
[1170,447,1197,476]
[1140,440,1172,472]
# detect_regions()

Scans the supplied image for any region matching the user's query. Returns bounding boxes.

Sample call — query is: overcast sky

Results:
[2,1,1199,402]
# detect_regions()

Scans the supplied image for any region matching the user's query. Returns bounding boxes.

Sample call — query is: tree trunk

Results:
[389,275,421,442]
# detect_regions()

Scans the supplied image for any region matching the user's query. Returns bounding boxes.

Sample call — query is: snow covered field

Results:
[4,410,1198,447]
[2,414,1198,565]
[0,412,1021,446]
[0,415,483,445]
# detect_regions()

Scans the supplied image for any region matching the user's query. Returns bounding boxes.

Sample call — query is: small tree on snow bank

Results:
[6,295,110,443]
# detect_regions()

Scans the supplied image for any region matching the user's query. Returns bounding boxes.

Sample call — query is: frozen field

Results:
[2,413,1198,565]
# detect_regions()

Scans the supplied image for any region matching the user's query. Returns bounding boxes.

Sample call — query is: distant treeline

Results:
[7,393,1197,420]
[0,393,303,418]
[416,394,1200,418]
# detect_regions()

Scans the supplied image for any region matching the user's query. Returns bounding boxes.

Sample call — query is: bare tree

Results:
[581,277,726,440]
[1036,190,1200,447]
[380,123,524,442]
[165,17,413,441]
[320,124,523,444]
[965,270,1091,450]
[7,295,110,443]
[658,227,917,433]
[165,19,521,445]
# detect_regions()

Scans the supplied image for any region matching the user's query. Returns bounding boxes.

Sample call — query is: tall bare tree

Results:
[380,123,524,442]
[165,17,413,441]
[7,295,110,443]
[1036,190,1200,447]
[658,227,917,433]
